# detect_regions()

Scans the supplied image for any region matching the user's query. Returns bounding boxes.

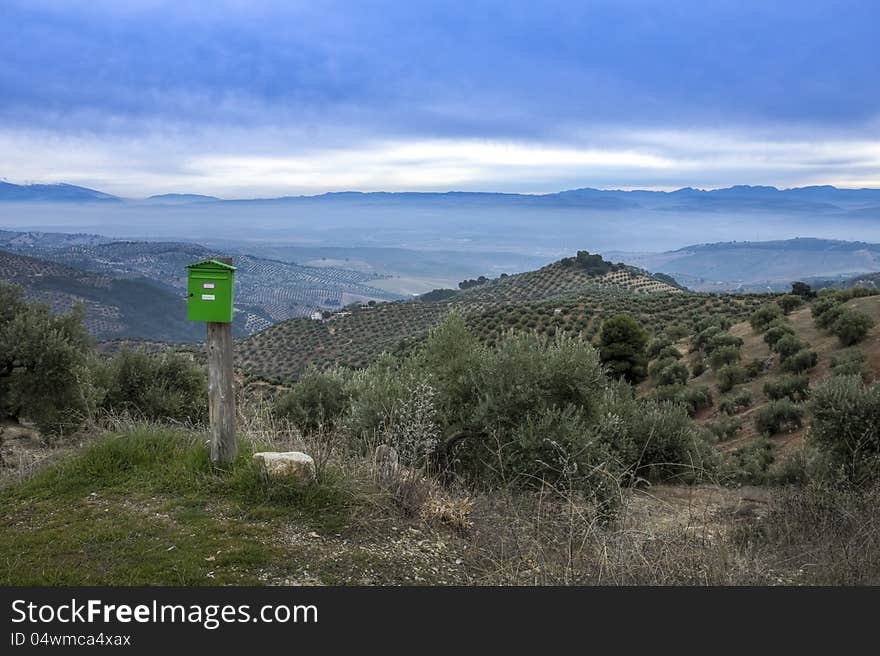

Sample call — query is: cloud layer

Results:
[2,0,878,196]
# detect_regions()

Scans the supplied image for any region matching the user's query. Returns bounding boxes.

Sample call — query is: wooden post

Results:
[207,257,236,465]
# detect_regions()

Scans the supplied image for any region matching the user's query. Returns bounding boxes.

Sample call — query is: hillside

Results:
[238,257,765,381]
[0,249,204,341]
[608,238,880,292]
[642,293,880,464]
[0,232,404,336]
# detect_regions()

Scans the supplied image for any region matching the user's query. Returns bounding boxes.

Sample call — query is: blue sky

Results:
[1,0,878,197]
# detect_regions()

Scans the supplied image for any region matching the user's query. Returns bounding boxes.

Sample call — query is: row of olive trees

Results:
[0,282,206,437]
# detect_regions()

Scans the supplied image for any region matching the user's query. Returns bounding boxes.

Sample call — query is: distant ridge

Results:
[2,180,880,206]
[0,181,119,202]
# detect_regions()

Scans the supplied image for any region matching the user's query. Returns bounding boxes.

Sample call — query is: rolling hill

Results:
[0,231,405,337]
[0,249,204,341]
[237,257,768,381]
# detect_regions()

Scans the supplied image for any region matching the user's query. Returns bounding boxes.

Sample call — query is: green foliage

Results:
[772,333,805,359]
[763,374,810,402]
[791,281,815,299]
[720,438,775,484]
[648,384,713,417]
[706,332,743,355]
[598,314,649,384]
[808,375,880,484]
[709,344,742,370]
[813,297,844,330]
[273,367,348,433]
[0,282,96,436]
[707,415,743,441]
[718,387,752,414]
[560,250,616,276]
[778,294,804,314]
[763,321,795,347]
[650,358,689,386]
[716,364,748,393]
[781,348,818,374]
[829,349,871,381]
[97,350,207,424]
[750,303,783,332]
[755,398,804,436]
[830,307,874,346]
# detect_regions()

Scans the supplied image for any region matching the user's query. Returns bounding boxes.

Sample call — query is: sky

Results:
[1,0,879,198]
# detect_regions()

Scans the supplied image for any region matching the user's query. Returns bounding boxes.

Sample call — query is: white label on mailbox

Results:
[202,283,215,289]
[201,294,216,301]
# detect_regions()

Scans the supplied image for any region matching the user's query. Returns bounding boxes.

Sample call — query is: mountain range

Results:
[4,180,880,211]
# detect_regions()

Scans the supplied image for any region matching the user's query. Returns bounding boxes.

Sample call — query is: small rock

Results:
[253,451,316,485]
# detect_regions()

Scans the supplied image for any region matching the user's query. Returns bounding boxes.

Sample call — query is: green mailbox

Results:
[187,259,236,323]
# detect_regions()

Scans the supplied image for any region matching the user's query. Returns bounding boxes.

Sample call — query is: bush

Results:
[830,350,871,381]
[691,358,706,377]
[808,375,880,484]
[781,348,818,373]
[750,304,783,332]
[650,358,689,386]
[594,385,717,484]
[717,364,748,393]
[778,294,803,314]
[763,322,795,347]
[830,308,874,346]
[0,283,97,436]
[707,415,743,441]
[706,332,743,354]
[755,398,804,436]
[772,333,805,360]
[813,300,844,330]
[720,437,775,484]
[273,367,349,433]
[98,349,207,424]
[718,387,752,414]
[763,374,810,402]
[648,384,712,417]
[709,345,741,370]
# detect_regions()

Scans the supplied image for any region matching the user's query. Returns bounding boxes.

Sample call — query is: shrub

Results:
[750,304,783,332]
[781,348,818,373]
[830,308,874,346]
[691,358,706,377]
[763,322,795,347]
[650,358,689,386]
[709,345,741,370]
[0,283,97,436]
[772,333,805,360]
[830,350,871,381]
[649,384,712,417]
[778,294,804,314]
[755,398,804,436]
[598,314,649,384]
[720,437,775,484]
[707,415,743,441]
[273,367,349,433]
[98,349,207,424]
[646,337,673,359]
[808,375,880,484]
[718,387,752,414]
[716,364,748,393]
[814,301,844,330]
[706,332,743,354]
[763,374,810,402]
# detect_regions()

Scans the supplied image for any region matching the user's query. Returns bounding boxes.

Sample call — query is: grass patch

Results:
[0,424,356,584]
